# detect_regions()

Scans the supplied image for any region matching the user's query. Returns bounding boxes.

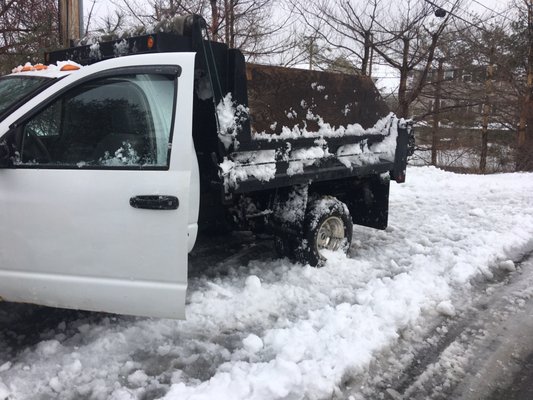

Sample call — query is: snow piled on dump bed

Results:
[1,167,533,400]
[219,114,400,190]
[254,111,396,141]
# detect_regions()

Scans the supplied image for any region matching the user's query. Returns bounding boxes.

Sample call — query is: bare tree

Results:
[370,0,462,118]
[0,0,59,73]
[294,0,462,118]
[291,0,384,74]
[89,0,294,62]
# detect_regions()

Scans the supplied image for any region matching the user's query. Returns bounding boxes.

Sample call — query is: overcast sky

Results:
[82,0,513,33]
[82,0,517,93]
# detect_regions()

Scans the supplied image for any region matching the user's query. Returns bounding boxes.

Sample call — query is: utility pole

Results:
[431,58,444,166]
[59,0,83,48]
[480,46,495,173]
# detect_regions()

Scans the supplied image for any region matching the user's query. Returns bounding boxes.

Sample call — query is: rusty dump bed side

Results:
[222,62,413,195]
[245,63,389,136]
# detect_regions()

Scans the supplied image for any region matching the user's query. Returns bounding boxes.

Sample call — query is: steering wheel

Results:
[23,128,52,163]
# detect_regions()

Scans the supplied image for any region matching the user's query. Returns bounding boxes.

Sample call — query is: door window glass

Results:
[17,74,175,168]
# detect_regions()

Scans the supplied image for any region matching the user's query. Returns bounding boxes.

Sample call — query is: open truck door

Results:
[0,53,199,319]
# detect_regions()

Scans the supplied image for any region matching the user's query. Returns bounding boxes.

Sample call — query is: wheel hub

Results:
[316,216,345,255]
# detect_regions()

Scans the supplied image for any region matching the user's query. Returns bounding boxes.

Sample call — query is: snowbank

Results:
[1,167,533,400]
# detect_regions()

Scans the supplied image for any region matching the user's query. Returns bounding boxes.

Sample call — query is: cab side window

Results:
[17,73,175,168]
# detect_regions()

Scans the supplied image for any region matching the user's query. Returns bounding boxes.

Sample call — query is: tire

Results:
[296,197,353,267]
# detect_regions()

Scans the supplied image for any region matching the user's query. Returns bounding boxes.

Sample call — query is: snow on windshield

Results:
[1,167,532,399]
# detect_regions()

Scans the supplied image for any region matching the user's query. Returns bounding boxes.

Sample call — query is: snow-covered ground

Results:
[1,166,533,400]
[410,145,515,173]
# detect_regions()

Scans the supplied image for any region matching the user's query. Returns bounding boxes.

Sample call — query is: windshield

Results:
[0,76,51,117]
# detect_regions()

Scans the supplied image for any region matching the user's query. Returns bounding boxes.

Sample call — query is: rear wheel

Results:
[297,197,353,266]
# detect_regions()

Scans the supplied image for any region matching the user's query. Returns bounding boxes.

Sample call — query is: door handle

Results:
[130,195,179,210]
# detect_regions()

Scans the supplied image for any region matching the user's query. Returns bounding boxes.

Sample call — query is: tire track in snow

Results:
[339,247,533,400]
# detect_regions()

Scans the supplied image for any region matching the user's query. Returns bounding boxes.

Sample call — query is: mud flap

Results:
[345,175,390,230]
[392,120,414,183]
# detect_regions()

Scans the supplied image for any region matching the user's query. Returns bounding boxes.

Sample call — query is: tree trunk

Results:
[432,59,444,166]
[517,0,533,171]
[369,33,374,77]
[210,0,219,39]
[224,0,229,44]
[397,38,410,119]
[229,0,235,48]
[480,47,494,174]
[361,30,371,76]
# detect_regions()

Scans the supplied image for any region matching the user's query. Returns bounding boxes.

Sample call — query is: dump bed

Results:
[217,63,409,194]
[46,14,412,198]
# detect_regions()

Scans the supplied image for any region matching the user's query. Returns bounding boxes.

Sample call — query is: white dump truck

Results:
[0,15,412,318]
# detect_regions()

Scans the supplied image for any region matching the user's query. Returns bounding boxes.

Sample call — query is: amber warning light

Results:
[147,36,155,49]
[60,64,80,71]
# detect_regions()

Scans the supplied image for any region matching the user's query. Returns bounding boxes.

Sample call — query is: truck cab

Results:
[0,54,199,319]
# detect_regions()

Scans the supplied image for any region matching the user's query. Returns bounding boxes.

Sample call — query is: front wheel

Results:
[297,197,353,266]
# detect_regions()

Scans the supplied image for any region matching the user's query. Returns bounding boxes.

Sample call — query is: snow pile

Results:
[89,42,102,60]
[113,40,129,57]
[254,112,396,141]
[1,167,533,400]
[216,93,249,150]
[287,146,329,175]
[219,150,276,190]
[99,142,142,166]
[220,114,403,189]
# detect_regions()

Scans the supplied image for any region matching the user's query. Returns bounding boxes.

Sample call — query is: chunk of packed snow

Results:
[242,334,264,354]
[37,340,62,356]
[499,260,516,272]
[127,370,149,387]
[436,301,456,317]
[245,275,262,291]
[49,376,63,392]
[469,208,486,217]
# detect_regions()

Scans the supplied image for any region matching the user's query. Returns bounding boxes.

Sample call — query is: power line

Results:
[444,0,515,25]
[470,0,515,23]
[422,0,492,35]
